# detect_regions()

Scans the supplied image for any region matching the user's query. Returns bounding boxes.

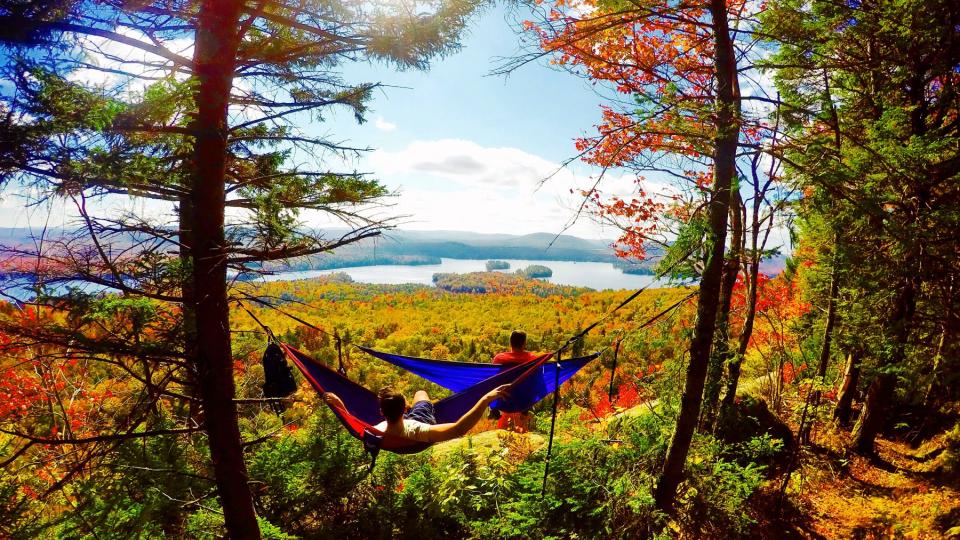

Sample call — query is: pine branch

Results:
[0,426,202,446]
[37,21,194,67]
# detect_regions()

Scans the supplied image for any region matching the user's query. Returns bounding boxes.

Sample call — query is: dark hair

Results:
[378,387,406,422]
[509,331,527,350]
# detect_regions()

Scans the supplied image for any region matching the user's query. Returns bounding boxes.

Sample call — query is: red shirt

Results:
[492,350,537,366]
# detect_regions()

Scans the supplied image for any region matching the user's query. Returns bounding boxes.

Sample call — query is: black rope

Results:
[335,330,345,376]
[239,294,337,339]
[560,285,652,352]
[238,296,349,374]
[238,301,276,343]
[555,248,696,351]
[537,289,697,491]
[608,338,622,403]
[634,290,697,331]
[542,348,563,495]
[238,296,357,374]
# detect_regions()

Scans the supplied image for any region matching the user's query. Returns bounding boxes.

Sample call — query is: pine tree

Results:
[764,0,960,453]
[0,0,479,535]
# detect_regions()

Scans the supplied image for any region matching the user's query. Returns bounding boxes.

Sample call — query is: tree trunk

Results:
[922,319,949,411]
[721,199,762,410]
[653,0,739,513]
[850,53,927,456]
[849,280,915,454]
[801,247,840,442]
[701,190,743,431]
[189,1,261,537]
[814,251,840,386]
[922,276,955,411]
[833,349,862,425]
[850,370,895,454]
[180,193,201,427]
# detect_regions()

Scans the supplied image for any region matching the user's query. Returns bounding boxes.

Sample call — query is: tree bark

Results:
[653,0,739,513]
[814,251,840,386]
[850,48,928,456]
[180,193,201,427]
[849,279,915,454]
[801,245,840,442]
[189,1,261,537]
[721,190,763,410]
[833,349,862,425]
[700,190,743,431]
[922,276,955,411]
[850,370,894,454]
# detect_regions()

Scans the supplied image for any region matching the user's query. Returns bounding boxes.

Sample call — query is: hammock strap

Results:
[239,295,336,339]
[557,249,695,349]
[542,349,563,495]
[238,301,276,343]
[335,331,345,376]
[237,297,349,375]
[537,291,697,495]
[636,291,698,331]
[608,338,622,403]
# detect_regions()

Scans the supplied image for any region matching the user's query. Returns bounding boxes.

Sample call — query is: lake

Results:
[260,258,668,291]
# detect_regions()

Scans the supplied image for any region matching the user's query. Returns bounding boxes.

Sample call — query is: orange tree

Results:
[519,0,795,511]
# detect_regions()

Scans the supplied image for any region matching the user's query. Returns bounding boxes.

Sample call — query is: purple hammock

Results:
[278,343,599,456]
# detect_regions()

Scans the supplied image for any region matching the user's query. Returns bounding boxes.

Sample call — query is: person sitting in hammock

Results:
[492,330,538,366]
[491,331,537,432]
[323,384,511,443]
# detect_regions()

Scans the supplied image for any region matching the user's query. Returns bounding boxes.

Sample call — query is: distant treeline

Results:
[298,230,639,266]
[230,231,665,276]
[265,254,441,272]
[432,271,578,296]
[393,242,613,262]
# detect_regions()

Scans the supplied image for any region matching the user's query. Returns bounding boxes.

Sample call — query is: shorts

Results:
[405,400,437,425]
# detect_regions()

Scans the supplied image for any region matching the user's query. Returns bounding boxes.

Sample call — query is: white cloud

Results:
[67,26,192,95]
[374,117,397,132]
[358,139,676,238]
[369,139,561,188]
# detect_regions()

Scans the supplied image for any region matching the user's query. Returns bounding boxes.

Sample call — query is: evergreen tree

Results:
[764,0,960,453]
[0,0,479,535]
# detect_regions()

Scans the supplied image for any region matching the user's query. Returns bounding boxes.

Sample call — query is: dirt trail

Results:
[778,430,959,539]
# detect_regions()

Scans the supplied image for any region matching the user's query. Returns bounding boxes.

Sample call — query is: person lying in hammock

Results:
[323,384,511,444]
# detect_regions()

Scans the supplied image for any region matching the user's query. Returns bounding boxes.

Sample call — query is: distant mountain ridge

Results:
[0,226,637,269]
[0,227,784,274]
[300,229,637,270]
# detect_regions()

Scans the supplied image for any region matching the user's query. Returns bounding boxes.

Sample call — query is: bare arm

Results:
[423,385,511,443]
[322,392,346,410]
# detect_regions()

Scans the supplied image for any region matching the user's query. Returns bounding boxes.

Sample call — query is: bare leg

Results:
[413,390,430,403]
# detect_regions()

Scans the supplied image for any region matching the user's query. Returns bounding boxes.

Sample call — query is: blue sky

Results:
[291,5,636,239]
[0,5,638,239]
[328,5,604,162]
[0,5,795,253]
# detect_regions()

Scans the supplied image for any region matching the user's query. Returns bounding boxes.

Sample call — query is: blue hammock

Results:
[356,345,600,413]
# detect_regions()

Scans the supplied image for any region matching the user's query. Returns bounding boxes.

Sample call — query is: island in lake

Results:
[518,264,553,278]
[486,260,511,271]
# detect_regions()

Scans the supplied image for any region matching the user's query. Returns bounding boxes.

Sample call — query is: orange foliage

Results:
[524,0,774,260]
[731,272,811,351]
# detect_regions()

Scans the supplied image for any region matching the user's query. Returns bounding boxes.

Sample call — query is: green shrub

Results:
[937,423,960,475]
